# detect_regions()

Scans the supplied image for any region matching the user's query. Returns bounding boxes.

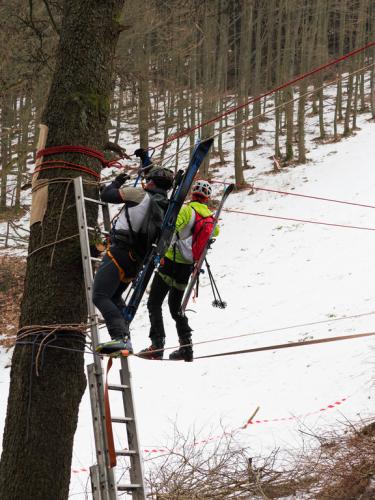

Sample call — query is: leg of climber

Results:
[139,272,170,359]
[92,253,132,354]
[168,286,193,362]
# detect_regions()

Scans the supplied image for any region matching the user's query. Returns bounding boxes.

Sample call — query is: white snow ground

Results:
[1,107,375,498]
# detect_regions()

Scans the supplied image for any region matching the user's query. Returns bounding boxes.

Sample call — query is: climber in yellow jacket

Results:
[139,180,219,362]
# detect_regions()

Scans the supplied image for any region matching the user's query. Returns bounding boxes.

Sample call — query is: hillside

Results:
[2,105,374,498]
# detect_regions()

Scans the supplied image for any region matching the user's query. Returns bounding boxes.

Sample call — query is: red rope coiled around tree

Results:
[33,145,125,179]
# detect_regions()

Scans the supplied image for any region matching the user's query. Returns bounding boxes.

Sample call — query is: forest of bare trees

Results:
[1,0,375,228]
[1,2,375,498]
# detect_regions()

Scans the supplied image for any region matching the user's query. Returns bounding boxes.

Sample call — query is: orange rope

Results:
[106,248,132,283]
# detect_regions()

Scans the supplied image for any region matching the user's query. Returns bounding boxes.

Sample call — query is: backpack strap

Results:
[191,209,206,241]
[124,203,137,247]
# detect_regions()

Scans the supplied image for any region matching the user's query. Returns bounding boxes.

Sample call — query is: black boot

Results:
[169,333,193,362]
[139,337,165,360]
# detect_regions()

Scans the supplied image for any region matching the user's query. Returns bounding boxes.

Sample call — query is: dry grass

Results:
[0,255,25,347]
[144,419,375,499]
[308,420,375,499]
[144,428,314,499]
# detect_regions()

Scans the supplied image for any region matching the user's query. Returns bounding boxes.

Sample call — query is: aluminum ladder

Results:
[74,176,145,500]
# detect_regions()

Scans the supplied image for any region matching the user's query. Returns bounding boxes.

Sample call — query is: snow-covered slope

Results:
[1,113,375,498]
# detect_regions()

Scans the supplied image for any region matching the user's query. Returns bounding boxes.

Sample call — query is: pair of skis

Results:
[180,182,234,315]
[122,138,214,326]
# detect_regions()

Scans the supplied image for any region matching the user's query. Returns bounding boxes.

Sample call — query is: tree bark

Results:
[0,1,125,499]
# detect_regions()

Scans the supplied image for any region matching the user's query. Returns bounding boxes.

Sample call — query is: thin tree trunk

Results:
[234,0,252,185]
[0,93,12,210]
[336,0,346,121]
[15,90,32,209]
[274,91,281,158]
[252,3,261,147]
[200,2,217,178]
[114,75,124,143]
[137,33,150,149]
[352,73,359,129]
[216,0,229,165]
[297,81,307,163]
[344,74,354,136]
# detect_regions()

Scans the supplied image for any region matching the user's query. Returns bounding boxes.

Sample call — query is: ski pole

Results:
[205,258,227,309]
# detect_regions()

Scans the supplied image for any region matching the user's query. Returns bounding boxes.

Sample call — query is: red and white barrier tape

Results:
[71,467,90,474]
[71,395,350,472]
[242,397,348,429]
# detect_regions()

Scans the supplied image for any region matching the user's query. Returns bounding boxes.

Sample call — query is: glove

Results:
[134,148,147,159]
[134,148,152,167]
[113,172,129,187]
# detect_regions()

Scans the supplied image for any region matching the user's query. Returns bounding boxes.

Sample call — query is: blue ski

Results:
[122,138,214,325]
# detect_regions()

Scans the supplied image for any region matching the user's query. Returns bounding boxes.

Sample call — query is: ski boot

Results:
[138,338,165,360]
[169,334,193,362]
[96,336,133,357]
[169,345,193,362]
[169,320,193,362]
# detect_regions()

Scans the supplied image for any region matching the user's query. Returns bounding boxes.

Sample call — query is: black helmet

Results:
[146,167,174,190]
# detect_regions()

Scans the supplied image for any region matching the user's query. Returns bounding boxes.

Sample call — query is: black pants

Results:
[147,258,192,346]
[92,246,139,340]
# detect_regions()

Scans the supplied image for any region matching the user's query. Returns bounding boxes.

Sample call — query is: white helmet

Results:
[192,179,212,199]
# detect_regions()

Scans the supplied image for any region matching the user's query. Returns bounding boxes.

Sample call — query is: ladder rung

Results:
[90,257,102,262]
[108,383,130,391]
[87,226,110,236]
[84,196,106,205]
[115,449,137,456]
[111,416,133,423]
[117,484,142,491]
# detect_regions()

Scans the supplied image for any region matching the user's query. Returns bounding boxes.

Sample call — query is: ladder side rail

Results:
[90,464,103,500]
[74,176,102,354]
[74,176,117,500]
[119,357,146,500]
[103,189,147,497]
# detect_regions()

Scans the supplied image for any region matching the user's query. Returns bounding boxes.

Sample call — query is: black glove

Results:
[134,148,147,159]
[113,172,130,187]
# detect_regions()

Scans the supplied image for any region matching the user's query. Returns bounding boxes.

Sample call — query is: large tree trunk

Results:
[0,1,125,499]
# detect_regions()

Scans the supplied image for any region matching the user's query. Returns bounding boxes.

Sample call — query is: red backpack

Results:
[191,209,215,262]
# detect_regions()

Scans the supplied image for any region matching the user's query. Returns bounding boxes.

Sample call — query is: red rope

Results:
[253,186,375,209]
[36,145,107,163]
[34,161,101,179]
[153,40,375,149]
[33,145,124,179]
[224,208,375,232]
[211,180,375,210]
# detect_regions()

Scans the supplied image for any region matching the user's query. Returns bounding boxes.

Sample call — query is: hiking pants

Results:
[92,246,138,340]
[147,258,193,345]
